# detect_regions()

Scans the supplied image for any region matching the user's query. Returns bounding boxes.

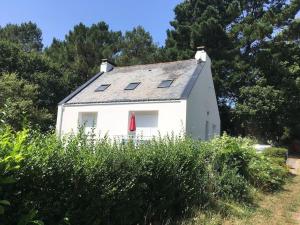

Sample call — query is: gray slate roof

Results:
[62,59,205,105]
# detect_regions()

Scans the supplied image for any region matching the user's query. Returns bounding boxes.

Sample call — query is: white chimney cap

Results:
[195,46,207,62]
[100,59,114,73]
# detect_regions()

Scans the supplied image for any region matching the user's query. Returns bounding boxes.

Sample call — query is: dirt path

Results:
[241,157,300,225]
[184,159,300,225]
[287,157,300,175]
[221,158,300,225]
[287,157,300,224]
[224,175,300,225]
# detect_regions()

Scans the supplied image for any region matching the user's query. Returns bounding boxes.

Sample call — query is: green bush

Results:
[262,147,287,159]
[0,129,288,225]
[0,127,43,225]
[0,126,24,215]
[215,167,251,202]
[247,156,288,192]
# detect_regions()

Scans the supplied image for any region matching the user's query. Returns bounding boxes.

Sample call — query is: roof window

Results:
[95,84,110,92]
[125,82,140,90]
[158,79,174,88]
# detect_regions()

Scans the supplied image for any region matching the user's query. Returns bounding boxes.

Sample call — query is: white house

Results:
[56,47,220,140]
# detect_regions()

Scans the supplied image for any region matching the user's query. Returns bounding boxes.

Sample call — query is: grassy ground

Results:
[182,175,300,225]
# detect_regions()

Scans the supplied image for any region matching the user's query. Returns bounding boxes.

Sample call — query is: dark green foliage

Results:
[247,157,288,192]
[235,86,286,142]
[0,73,51,130]
[0,129,288,225]
[0,40,67,130]
[263,147,288,159]
[115,26,160,66]
[0,22,43,52]
[247,147,288,191]
[262,147,288,167]
[164,0,300,142]
[215,167,251,202]
[45,23,161,92]
[45,22,123,90]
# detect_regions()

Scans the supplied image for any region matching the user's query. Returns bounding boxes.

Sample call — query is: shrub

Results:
[0,126,24,215]
[210,135,256,177]
[262,147,287,159]
[215,166,251,202]
[247,156,288,192]
[3,134,212,225]
[0,129,289,225]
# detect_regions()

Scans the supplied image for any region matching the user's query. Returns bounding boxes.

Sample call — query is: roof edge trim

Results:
[180,61,206,99]
[58,72,104,105]
[64,98,182,105]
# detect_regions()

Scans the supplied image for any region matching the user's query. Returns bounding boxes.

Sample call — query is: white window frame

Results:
[78,112,98,134]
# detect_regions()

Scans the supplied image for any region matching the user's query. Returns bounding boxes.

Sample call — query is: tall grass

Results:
[0,128,288,225]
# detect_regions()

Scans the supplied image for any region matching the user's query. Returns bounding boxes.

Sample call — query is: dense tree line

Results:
[0,0,299,144]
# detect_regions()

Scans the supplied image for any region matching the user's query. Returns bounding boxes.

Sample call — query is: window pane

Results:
[130,111,159,137]
[158,79,174,88]
[125,82,140,90]
[95,84,110,92]
[79,112,97,128]
[79,112,97,135]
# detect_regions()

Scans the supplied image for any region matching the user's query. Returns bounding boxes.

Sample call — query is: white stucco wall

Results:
[56,100,187,139]
[186,57,221,140]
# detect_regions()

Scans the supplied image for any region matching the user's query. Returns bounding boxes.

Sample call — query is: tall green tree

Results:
[165,0,300,142]
[0,73,51,130]
[46,23,160,90]
[0,40,66,130]
[164,0,247,134]
[46,22,122,90]
[115,26,160,66]
[236,19,300,143]
[0,22,43,52]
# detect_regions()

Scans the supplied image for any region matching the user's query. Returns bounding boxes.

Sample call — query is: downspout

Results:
[57,104,64,137]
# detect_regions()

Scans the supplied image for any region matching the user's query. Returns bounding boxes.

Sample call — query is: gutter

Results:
[63,98,182,106]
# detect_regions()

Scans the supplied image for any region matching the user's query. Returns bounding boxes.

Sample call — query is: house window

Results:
[95,84,110,92]
[129,111,158,138]
[125,82,140,90]
[78,112,97,134]
[158,79,174,88]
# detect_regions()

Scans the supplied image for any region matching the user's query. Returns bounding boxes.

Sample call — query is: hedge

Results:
[0,129,288,225]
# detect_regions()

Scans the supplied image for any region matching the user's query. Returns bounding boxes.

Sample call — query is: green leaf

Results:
[18,210,38,225]
[0,200,10,206]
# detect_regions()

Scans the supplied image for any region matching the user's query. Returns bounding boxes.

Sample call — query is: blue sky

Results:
[1,1,299,48]
[0,0,182,47]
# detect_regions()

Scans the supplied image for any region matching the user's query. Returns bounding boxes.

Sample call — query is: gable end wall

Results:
[186,57,220,140]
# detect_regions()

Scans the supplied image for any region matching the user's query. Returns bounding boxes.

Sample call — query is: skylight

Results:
[125,82,140,90]
[95,84,110,92]
[158,79,174,88]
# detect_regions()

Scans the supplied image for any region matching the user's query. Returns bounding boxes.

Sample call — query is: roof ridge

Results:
[114,59,195,70]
